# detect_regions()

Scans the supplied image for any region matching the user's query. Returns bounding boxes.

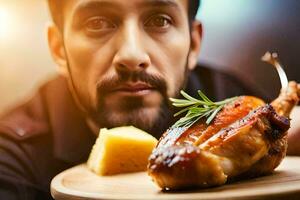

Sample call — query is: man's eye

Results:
[145,15,172,28]
[84,17,116,32]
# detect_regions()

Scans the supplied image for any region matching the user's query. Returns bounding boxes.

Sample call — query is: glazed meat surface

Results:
[148,82,300,190]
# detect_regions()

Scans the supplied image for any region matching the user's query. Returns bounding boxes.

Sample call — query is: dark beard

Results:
[65,58,190,139]
[95,96,173,139]
[88,70,177,139]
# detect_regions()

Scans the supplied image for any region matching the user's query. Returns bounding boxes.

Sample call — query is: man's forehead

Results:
[65,0,188,16]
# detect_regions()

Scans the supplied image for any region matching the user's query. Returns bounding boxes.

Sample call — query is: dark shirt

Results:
[0,65,258,199]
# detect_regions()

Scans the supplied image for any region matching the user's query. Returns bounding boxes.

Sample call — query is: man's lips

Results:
[110,82,155,94]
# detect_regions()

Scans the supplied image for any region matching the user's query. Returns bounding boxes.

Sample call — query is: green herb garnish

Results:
[170,90,237,128]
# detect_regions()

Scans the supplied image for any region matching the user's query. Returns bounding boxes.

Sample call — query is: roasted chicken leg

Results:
[148,54,300,190]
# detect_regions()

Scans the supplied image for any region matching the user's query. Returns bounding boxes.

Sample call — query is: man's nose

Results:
[113,22,150,73]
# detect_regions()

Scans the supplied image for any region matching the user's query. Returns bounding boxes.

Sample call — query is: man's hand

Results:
[287,106,300,155]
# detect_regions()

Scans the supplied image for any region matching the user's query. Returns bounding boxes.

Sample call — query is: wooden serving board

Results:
[51,156,300,200]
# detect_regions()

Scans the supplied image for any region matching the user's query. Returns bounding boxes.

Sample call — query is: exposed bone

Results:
[261,51,289,90]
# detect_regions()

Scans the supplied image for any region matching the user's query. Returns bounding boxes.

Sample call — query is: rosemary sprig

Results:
[170,90,237,128]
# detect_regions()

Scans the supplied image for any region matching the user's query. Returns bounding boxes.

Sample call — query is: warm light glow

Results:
[0,7,15,40]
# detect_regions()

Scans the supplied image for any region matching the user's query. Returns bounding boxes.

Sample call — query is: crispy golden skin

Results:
[148,82,300,190]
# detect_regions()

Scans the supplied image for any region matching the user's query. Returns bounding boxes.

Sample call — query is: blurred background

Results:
[0,0,299,113]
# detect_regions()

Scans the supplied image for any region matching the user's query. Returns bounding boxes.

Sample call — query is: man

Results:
[0,0,299,199]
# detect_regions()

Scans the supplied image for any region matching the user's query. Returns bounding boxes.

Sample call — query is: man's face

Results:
[50,0,201,136]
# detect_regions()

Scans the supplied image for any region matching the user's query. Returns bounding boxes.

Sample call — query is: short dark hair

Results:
[188,0,200,22]
[48,0,200,29]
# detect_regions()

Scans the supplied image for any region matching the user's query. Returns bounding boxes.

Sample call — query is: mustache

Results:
[96,71,167,95]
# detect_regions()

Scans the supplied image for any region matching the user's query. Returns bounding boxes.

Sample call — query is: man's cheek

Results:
[65,34,97,70]
[163,46,190,96]
[164,62,187,98]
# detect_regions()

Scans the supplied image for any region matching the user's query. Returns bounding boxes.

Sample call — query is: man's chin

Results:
[94,106,172,138]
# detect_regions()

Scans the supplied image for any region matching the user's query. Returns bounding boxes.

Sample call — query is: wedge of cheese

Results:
[87,126,158,175]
